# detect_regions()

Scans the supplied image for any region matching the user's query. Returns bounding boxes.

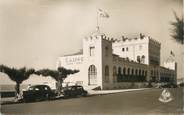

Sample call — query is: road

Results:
[1,88,183,115]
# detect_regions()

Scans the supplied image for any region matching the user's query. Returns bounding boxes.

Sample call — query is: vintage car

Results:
[156,83,178,88]
[62,85,88,97]
[22,85,56,102]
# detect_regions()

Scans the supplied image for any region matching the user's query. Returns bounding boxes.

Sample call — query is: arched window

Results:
[137,56,141,63]
[118,67,121,75]
[127,68,130,75]
[126,47,128,51]
[135,69,138,76]
[105,65,109,82]
[139,69,142,76]
[122,48,125,52]
[88,65,97,85]
[105,46,108,56]
[113,66,117,82]
[142,70,144,76]
[123,67,126,75]
[131,69,134,75]
[141,55,145,63]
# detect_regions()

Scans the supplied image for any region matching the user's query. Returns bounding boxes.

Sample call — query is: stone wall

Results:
[103,82,148,90]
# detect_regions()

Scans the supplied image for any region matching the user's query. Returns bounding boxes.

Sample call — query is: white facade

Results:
[112,34,160,65]
[57,32,176,90]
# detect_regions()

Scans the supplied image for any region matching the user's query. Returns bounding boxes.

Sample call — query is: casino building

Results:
[57,31,176,90]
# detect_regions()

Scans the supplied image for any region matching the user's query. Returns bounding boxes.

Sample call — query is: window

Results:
[29,87,33,91]
[118,67,121,75]
[113,66,117,82]
[141,55,145,63]
[88,65,97,85]
[35,88,39,91]
[113,66,117,76]
[142,70,144,76]
[127,68,130,75]
[131,69,134,75]
[105,46,108,56]
[105,66,109,76]
[123,68,126,75]
[122,48,125,52]
[44,87,48,90]
[137,56,141,63]
[139,70,142,76]
[89,47,95,56]
[126,47,128,51]
[105,65,109,82]
[135,69,138,76]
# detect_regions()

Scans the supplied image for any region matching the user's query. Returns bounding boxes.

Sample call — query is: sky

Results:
[0,0,183,80]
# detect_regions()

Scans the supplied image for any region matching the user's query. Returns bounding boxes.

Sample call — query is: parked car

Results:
[22,85,56,102]
[62,85,88,97]
[160,83,178,88]
[179,83,184,87]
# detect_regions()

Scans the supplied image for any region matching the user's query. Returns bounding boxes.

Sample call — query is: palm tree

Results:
[35,67,79,94]
[0,65,35,97]
[170,12,183,44]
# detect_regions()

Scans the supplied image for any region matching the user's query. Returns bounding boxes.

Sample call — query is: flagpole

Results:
[96,8,99,32]
[97,9,98,28]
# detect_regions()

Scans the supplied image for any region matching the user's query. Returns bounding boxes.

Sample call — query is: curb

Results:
[87,88,150,96]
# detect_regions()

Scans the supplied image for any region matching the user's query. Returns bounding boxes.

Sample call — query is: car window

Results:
[68,87,72,90]
[29,87,33,90]
[35,88,40,91]
[77,87,82,90]
[71,87,75,91]
[44,87,48,90]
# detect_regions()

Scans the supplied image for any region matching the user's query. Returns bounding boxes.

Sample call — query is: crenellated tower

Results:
[112,33,161,66]
[82,32,114,89]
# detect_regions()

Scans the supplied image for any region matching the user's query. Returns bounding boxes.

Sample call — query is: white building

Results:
[57,32,176,90]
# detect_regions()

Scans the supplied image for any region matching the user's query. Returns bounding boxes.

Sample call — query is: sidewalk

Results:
[87,88,149,95]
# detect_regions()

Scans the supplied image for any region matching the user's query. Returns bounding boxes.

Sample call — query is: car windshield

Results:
[28,85,50,91]
[76,87,83,90]
[64,86,83,90]
[28,87,34,90]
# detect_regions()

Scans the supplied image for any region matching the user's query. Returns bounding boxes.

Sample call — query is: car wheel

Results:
[23,98,27,103]
[82,92,87,97]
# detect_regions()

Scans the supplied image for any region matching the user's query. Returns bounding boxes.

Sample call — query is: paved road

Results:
[1,88,183,115]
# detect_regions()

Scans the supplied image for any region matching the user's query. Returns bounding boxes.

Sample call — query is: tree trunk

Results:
[56,80,63,95]
[15,83,20,98]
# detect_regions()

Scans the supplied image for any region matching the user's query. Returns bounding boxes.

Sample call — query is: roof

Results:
[64,50,83,56]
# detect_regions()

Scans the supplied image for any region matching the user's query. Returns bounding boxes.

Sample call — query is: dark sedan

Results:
[62,85,88,97]
[161,83,178,88]
[22,85,56,102]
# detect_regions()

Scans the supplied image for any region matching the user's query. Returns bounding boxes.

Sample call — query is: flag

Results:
[170,51,175,57]
[98,9,109,18]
